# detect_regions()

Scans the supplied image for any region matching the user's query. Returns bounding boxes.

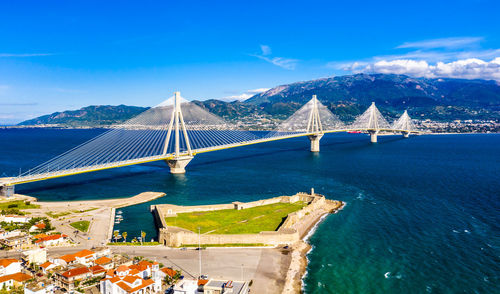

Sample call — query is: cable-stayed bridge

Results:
[0,92,420,196]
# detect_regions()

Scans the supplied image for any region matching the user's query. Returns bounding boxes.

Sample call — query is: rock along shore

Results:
[282,200,345,294]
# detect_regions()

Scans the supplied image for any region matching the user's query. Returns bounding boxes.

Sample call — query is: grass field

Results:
[0,200,39,210]
[165,202,306,234]
[46,211,72,218]
[70,220,90,232]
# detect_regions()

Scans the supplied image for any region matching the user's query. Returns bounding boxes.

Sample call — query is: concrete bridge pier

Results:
[402,131,410,138]
[165,156,193,174]
[308,134,324,152]
[0,185,14,197]
[369,130,378,143]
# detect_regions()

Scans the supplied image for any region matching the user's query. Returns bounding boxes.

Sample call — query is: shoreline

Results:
[282,201,345,294]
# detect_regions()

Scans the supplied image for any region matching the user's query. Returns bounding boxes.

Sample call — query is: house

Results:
[22,248,47,265]
[0,234,31,250]
[34,234,68,247]
[173,279,199,294]
[92,247,111,258]
[0,258,21,276]
[52,253,76,267]
[39,261,57,274]
[0,229,23,239]
[0,272,32,289]
[94,256,114,270]
[89,265,106,277]
[100,274,156,294]
[73,249,96,266]
[128,260,159,279]
[55,266,92,291]
[24,280,56,294]
[203,279,250,294]
[2,215,31,223]
[29,222,46,232]
[99,262,162,294]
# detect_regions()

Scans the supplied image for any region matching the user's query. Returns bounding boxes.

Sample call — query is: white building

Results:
[34,234,68,247]
[0,259,21,276]
[173,279,199,294]
[2,215,31,223]
[0,229,23,239]
[39,261,57,274]
[23,248,47,265]
[99,261,162,294]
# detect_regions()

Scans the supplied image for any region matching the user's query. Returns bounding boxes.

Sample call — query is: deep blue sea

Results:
[1,128,499,293]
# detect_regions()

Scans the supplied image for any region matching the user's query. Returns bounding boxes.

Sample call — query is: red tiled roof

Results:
[39,261,53,269]
[94,256,112,265]
[89,265,105,274]
[198,279,209,286]
[160,267,177,278]
[0,258,19,268]
[62,267,90,278]
[122,275,140,284]
[129,260,156,272]
[73,249,94,258]
[58,254,76,263]
[115,278,154,292]
[34,223,46,229]
[33,233,48,239]
[35,234,67,243]
[0,272,32,283]
[116,265,129,272]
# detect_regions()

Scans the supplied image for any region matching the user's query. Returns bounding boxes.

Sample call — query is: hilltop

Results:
[17,74,500,127]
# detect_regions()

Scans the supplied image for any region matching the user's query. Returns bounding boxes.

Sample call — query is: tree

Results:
[141,231,146,245]
[122,232,128,243]
[113,231,120,243]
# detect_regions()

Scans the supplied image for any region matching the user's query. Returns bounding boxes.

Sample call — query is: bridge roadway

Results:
[0,128,417,187]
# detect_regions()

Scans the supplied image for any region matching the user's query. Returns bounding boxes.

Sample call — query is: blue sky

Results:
[0,0,499,124]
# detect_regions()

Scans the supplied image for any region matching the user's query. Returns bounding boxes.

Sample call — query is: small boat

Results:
[117,210,123,214]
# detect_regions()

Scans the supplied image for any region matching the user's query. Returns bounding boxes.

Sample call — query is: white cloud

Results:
[396,37,483,49]
[252,45,298,70]
[260,45,272,56]
[333,36,500,81]
[220,88,270,102]
[348,58,500,81]
[0,53,53,57]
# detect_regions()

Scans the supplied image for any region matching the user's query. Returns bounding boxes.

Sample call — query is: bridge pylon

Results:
[392,110,416,138]
[163,91,193,174]
[307,95,324,152]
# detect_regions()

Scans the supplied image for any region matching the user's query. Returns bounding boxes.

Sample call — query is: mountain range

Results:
[18,74,500,127]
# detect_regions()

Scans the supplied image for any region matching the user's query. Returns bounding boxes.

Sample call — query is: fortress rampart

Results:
[151,191,343,247]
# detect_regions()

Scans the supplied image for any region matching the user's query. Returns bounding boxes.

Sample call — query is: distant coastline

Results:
[2,125,498,135]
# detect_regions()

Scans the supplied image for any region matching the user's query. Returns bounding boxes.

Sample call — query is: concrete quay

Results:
[17,191,165,247]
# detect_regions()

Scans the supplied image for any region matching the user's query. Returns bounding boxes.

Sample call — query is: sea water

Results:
[0,129,498,293]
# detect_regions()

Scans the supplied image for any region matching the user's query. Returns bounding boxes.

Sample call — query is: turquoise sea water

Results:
[0,129,499,293]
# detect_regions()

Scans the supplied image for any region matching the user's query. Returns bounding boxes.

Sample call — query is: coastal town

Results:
[0,190,344,294]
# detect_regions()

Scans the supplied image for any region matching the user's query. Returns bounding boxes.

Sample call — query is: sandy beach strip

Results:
[282,200,345,294]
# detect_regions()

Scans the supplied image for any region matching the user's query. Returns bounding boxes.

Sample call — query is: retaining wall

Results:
[153,192,329,247]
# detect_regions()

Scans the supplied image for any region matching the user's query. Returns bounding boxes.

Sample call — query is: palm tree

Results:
[122,232,128,243]
[141,231,146,245]
[113,231,120,243]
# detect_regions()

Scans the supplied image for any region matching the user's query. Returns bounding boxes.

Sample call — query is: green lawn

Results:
[0,200,39,210]
[70,220,90,232]
[46,211,72,218]
[165,202,306,234]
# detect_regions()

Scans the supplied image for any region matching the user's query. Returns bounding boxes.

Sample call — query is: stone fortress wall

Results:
[152,190,343,247]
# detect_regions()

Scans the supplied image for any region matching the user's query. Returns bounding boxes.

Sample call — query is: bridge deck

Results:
[0,128,418,186]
